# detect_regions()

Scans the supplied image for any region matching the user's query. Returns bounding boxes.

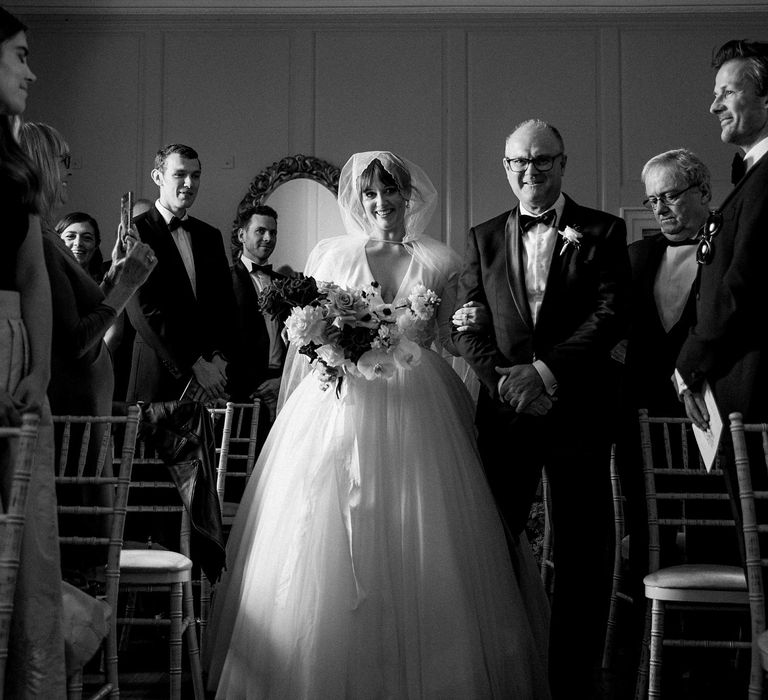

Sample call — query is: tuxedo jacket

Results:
[677,154,768,421]
[624,235,697,415]
[227,258,288,400]
[129,206,236,401]
[452,193,630,430]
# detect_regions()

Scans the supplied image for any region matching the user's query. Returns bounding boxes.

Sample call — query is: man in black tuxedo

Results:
[452,118,630,697]
[678,39,768,430]
[227,203,288,422]
[676,40,768,569]
[126,143,236,404]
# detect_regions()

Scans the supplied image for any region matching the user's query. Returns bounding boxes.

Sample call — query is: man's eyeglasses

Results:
[696,210,723,266]
[503,154,563,173]
[60,153,71,169]
[642,183,699,211]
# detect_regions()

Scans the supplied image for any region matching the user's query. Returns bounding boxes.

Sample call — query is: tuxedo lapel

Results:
[146,208,197,303]
[505,210,534,331]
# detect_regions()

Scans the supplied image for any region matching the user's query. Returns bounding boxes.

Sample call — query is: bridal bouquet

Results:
[262,277,440,390]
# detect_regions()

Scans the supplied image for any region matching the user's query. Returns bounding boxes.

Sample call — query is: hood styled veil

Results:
[337,151,437,243]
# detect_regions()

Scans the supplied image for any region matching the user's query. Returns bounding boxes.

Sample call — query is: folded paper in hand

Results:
[692,380,722,472]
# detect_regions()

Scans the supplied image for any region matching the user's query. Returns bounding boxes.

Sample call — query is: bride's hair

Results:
[357,156,414,203]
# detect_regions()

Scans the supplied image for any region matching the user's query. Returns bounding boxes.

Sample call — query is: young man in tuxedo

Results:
[227,203,288,424]
[126,143,236,404]
[452,118,630,697]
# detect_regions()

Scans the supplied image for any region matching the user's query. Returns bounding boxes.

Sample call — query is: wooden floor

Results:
[88,602,750,699]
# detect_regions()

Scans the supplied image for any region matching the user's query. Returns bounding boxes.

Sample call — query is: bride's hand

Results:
[314,362,338,391]
[452,301,489,332]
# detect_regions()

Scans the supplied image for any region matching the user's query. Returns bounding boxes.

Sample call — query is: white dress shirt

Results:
[498,195,565,398]
[155,201,197,297]
[654,245,697,333]
[744,134,768,172]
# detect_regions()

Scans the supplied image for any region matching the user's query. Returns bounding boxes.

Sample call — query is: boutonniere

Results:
[559,226,583,255]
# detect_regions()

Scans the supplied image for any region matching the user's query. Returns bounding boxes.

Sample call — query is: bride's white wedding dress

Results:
[204,234,551,699]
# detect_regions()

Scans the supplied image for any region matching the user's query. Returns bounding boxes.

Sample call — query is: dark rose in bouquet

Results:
[257,275,323,321]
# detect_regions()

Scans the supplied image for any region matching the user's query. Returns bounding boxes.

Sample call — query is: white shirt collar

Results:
[154,200,188,226]
[240,254,259,273]
[744,134,768,171]
[519,193,565,226]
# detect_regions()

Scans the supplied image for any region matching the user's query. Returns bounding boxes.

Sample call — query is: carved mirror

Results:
[232,154,344,274]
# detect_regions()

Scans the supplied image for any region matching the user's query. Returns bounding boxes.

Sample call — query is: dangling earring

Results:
[405,200,410,208]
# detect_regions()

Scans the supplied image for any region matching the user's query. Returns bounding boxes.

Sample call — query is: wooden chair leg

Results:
[199,574,211,657]
[648,598,665,699]
[169,582,184,699]
[118,590,137,651]
[183,579,206,700]
[634,600,651,700]
[67,669,84,700]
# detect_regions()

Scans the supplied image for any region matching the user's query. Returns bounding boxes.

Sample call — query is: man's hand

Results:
[495,364,546,413]
[452,301,490,332]
[253,377,281,421]
[682,389,710,431]
[192,356,228,402]
[520,393,555,417]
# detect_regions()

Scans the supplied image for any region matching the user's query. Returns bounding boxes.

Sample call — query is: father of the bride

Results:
[452,118,630,698]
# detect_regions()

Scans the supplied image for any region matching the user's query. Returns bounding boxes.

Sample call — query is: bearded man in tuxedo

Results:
[126,143,236,404]
[227,203,288,423]
[452,118,630,697]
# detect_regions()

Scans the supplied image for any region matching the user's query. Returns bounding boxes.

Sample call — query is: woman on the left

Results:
[0,7,66,697]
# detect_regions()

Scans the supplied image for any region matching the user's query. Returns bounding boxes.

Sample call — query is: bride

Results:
[204,151,551,699]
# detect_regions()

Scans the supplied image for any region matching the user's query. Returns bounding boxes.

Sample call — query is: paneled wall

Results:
[21,10,768,270]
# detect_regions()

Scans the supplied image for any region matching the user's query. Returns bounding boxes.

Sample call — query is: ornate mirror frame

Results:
[231,154,340,253]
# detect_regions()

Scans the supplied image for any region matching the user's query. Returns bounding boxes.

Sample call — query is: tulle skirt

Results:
[205,350,550,699]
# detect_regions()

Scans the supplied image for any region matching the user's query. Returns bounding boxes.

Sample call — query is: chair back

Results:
[54,407,141,586]
[0,413,40,691]
[639,409,735,574]
[213,399,260,519]
[729,412,768,699]
[53,407,141,695]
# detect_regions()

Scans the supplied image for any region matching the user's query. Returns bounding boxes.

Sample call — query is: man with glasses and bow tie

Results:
[126,143,236,405]
[227,203,288,428]
[452,118,630,698]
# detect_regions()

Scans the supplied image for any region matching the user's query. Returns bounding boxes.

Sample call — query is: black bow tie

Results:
[250,263,273,275]
[168,216,183,231]
[520,209,556,232]
[731,152,746,185]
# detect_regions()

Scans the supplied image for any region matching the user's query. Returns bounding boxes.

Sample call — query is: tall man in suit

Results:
[227,203,288,423]
[676,40,768,565]
[452,118,630,697]
[127,143,236,404]
[678,39,768,430]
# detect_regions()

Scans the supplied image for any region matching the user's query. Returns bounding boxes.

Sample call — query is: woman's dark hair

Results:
[0,9,39,211]
[55,211,104,280]
[358,157,413,203]
[55,211,102,246]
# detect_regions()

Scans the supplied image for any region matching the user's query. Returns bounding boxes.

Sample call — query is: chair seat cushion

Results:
[120,548,192,574]
[644,563,746,590]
